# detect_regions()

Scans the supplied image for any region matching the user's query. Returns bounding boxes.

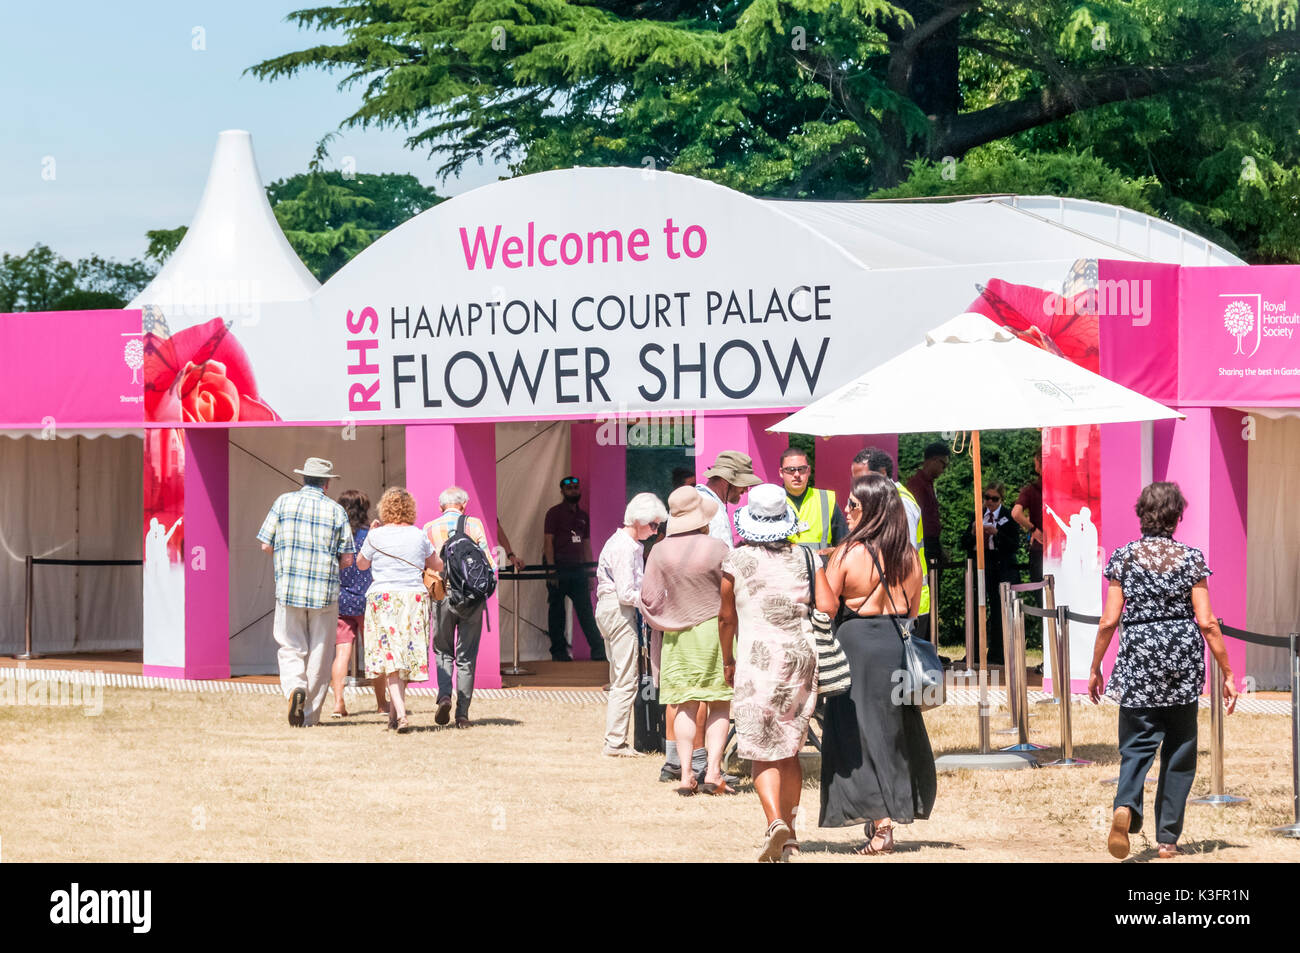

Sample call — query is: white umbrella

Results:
[772,311,1182,753]
[772,311,1182,435]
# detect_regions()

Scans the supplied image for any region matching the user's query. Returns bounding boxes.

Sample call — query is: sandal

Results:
[781,839,800,861]
[700,779,739,796]
[395,716,410,734]
[676,778,699,797]
[855,823,894,856]
[1157,842,1183,859]
[758,819,792,862]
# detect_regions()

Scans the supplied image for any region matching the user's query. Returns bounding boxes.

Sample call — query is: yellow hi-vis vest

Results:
[897,483,930,615]
[789,488,836,547]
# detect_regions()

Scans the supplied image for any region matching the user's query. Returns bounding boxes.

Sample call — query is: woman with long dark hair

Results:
[334,490,387,717]
[819,473,936,855]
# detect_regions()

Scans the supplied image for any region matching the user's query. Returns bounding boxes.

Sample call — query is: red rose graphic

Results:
[144,317,279,422]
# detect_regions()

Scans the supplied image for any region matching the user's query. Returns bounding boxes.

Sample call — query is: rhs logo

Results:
[1221,294,1261,357]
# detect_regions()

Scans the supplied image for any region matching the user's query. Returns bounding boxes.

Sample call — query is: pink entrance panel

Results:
[0,309,144,429]
[405,423,502,689]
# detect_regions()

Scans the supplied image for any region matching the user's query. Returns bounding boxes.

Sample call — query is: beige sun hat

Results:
[293,457,340,479]
[704,450,761,488]
[666,485,719,536]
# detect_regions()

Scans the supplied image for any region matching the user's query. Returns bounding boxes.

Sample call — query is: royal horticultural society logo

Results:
[1220,292,1299,358]
[1223,299,1256,356]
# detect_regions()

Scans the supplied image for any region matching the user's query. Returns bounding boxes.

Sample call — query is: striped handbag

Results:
[801,545,850,698]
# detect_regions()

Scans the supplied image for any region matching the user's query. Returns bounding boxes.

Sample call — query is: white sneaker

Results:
[602,744,638,758]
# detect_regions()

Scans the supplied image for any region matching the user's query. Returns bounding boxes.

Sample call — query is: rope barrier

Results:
[1221,624,1291,649]
[20,554,143,660]
[31,558,142,567]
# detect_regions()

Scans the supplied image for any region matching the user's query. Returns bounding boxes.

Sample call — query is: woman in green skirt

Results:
[638,486,734,795]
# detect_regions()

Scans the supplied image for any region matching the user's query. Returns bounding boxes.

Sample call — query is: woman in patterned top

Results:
[1089,482,1238,860]
[720,483,836,862]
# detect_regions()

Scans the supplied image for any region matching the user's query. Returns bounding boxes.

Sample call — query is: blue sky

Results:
[0,0,506,261]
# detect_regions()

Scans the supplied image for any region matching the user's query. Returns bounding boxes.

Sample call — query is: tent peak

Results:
[128,130,320,316]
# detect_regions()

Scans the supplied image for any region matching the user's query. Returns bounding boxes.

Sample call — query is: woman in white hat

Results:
[720,483,836,861]
[638,486,733,795]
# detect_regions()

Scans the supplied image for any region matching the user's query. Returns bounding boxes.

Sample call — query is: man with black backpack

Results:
[423,486,498,728]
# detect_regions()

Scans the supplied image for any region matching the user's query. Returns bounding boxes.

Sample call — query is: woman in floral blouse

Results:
[1089,482,1238,860]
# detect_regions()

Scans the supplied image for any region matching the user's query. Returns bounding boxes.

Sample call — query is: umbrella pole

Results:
[972,430,991,754]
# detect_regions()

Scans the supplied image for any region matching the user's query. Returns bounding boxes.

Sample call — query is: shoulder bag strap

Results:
[799,543,817,608]
[367,532,426,573]
[865,545,914,643]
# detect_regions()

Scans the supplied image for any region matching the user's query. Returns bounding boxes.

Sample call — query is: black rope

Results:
[229,608,275,641]
[1018,604,1101,625]
[1222,624,1293,649]
[31,558,142,567]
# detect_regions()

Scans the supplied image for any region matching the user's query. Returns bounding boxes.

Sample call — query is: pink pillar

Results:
[1093,422,1147,694]
[405,422,501,689]
[569,421,625,660]
[1150,409,1249,688]
[181,429,230,680]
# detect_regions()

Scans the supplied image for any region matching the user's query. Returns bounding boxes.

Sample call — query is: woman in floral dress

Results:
[356,487,442,733]
[1089,482,1239,859]
[720,483,835,862]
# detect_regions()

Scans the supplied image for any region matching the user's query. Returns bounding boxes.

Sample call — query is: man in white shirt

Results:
[850,447,921,544]
[696,451,761,548]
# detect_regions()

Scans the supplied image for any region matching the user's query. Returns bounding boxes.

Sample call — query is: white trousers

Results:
[273,603,336,726]
[596,593,639,749]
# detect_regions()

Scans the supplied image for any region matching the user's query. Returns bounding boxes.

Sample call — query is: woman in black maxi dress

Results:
[819,474,937,854]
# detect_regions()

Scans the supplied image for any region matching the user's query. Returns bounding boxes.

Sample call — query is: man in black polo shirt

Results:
[543,475,606,662]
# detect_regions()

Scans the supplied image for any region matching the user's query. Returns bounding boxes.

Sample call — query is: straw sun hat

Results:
[733,483,798,543]
[666,486,719,535]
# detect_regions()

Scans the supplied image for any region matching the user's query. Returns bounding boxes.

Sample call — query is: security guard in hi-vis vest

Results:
[850,447,931,635]
[780,448,847,551]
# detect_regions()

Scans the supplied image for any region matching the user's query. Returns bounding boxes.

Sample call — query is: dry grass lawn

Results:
[1,687,1296,863]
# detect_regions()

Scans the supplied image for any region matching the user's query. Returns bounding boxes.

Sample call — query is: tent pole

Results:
[972,429,991,754]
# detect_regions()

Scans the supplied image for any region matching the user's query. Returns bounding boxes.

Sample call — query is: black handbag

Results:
[867,547,945,711]
[800,545,851,698]
[632,611,665,753]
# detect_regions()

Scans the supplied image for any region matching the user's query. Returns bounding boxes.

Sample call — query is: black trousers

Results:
[546,568,604,660]
[1115,703,1199,845]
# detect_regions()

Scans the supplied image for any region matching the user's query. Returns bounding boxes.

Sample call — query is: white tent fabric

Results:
[766,196,1247,270]
[1245,414,1299,691]
[128,130,320,315]
[770,312,1184,435]
[0,434,142,654]
[229,427,404,675]
[496,421,572,662]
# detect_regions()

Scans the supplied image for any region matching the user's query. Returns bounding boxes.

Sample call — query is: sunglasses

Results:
[781,465,810,475]
[561,478,580,487]
[846,499,861,511]
[984,494,1001,502]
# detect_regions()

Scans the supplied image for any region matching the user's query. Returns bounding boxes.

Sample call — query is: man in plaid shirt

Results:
[258,457,355,727]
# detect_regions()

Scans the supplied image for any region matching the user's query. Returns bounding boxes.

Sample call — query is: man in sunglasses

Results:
[543,475,606,662]
[961,482,1021,665]
[779,447,846,551]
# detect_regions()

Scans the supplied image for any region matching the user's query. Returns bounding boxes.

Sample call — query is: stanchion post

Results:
[963,558,975,673]
[1040,574,1060,706]
[928,561,939,647]
[1191,650,1247,806]
[1001,597,1046,754]
[994,582,1018,734]
[1271,632,1300,836]
[500,572,532,677]
[19,554,37,660]
[1042,607,1090,767]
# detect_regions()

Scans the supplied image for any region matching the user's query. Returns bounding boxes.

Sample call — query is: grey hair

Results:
[439,485,469,510]
[624,492,668,527]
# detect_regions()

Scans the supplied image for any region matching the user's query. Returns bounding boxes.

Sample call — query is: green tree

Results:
[0,244,155,312]
[248,0,1300,260]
